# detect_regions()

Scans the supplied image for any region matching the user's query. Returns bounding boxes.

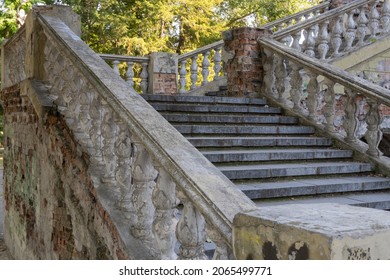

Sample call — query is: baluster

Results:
[364,99,383,157]
[331,15,343,57]
[176,190,207,260]
[78,86,93,147]
[344,88,358,143]
[345,11,357,51]
[262,48,276,97]
[306,72,319,121]
[291,31,302,51]
[179,60,187,94]
[152,168,178,259]
[369,1,380,39]
[126,61,135,89]
[101,107,117,185]
[290,63,303,113]
[89,96,104,172]
[190,55,198,90]
[318,20,330,60]
[112,60,120,75]
[130,140,158,243]
[274,54,287,103]
[213,47,222,81]
[206,223,234,260]
[357,5,369,46]
[140,62,148,94]
[324,79,336,133]
[304,25,317,57]
[201,51,210,86]
[382,0,390,34]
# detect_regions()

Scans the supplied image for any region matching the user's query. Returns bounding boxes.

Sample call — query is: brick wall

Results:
[0,84,128,259]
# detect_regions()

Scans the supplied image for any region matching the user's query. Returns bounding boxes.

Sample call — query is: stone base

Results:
[233,203,390,260]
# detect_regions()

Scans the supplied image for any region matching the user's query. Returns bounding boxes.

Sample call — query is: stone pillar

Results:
[222,27,268,98]
[148,52,178,95]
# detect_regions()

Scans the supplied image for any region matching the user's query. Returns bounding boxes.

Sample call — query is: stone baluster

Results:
[201,51,210,86]
[101,107,118,185]
[130,139,158,243]
[344,88,358,143]
[369,1,380,39]
[364,99,383,157]
[304,25,317,57]
[357,5,369,46]
[140,62,148,94]
[112,60,120,75]
[345,10,357,51]
[262,48,276,98]
[126,61,135,89]
[213,47,222,81]
[152,168,178,259]
[323,79,336,133]
[331,15,343,57]
[382,0,390,34]
[274,54,287,103]
[206,223,234,260]
[290,63,303,113]
[306,72,319,121]
[176,189,207,260]
[78,87,94,148]
[190,55,198,90]
[89,95,104,172]
[291,31,302,52]
[179,60,187,94]
[318,20,330,60]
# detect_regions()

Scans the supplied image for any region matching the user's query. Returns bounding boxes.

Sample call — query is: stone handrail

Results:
[18,7,257,259]
[261,1,330,33]
[260,36,390,172]
[272,0,390,61]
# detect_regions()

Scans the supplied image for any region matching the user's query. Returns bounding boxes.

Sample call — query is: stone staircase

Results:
[143,94,390,210]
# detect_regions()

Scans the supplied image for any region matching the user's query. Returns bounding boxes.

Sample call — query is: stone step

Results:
[187,136,334,148]
[202,148,353,163]
[218,162,373,180]
[142,94,266,105]
[237,176,390,199]
[150,103,282,114]
[253,191,390,210]
[161,113,298,124]
[175,124,315,135]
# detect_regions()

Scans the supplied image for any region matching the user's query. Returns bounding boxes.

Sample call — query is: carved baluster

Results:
[357,5,369,46]
[304,25,317,57]
[89,95,104,172]
[274,54,287,103]
[201,51,210,86]
[179,60,187,94]
[152,168,178,259]
[345,11,357,51]
[291,31,302,51]
[190,55,198,90]
[344,88,358,143]
[382,0,390,34]
[369,1,380,39]
[364,99,383,157]
[324,79,336,133]
[206,223,234,260]
[306,72,319,121]
[176,190,207,260]
[262,48,276,97]
[78,87,93,147]
[318,20,330,60]
[112,60,120,75]
[140,62,148,94]
[126,61,135,89]
[331,15,343,57]
[290,63,303,113]
[130,139,158,243]
[101,107,117,185]
[213,47,222,81]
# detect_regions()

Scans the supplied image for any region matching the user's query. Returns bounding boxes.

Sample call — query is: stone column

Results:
[148,52,178,95]
[222,27,268,98]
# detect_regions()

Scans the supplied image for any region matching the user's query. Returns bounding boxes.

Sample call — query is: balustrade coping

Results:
[99,53,150,63]
[273,0,377,39]
[178,40,224,61]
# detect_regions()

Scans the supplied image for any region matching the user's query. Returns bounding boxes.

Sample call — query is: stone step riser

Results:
[175,125,315,135]
[150,104,282,114]
[142,94,267,105]
[162,114,298,124]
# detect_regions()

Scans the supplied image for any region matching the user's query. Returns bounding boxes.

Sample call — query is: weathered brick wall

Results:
[0,84,128,259]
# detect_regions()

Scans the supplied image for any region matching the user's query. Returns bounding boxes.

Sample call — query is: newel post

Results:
[222,27,269,97]
[148,52,178,95]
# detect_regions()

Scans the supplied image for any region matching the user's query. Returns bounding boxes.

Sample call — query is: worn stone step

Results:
[218,162,373,180]
[253,191,390,210]
[175,125,315,135]
[161,113,298,124]
[150,103,282,114]
[202,148,353,163]
[237,176,390,199]
[187,136,334,148]
[142,94,266,105]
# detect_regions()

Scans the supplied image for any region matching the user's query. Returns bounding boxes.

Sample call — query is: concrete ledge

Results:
[233,203,390,260]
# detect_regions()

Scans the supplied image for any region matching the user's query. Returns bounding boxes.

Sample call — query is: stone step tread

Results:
[218,162,373,180]
[254,191,390,210]
[142,94,267,105]
[237,176,390,199]
[175,124,315,135]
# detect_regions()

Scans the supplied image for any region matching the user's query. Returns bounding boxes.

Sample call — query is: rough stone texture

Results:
[222,27,268,97]
[233,203,390,260]
[0,83,128,259]
[148,52,178,95]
